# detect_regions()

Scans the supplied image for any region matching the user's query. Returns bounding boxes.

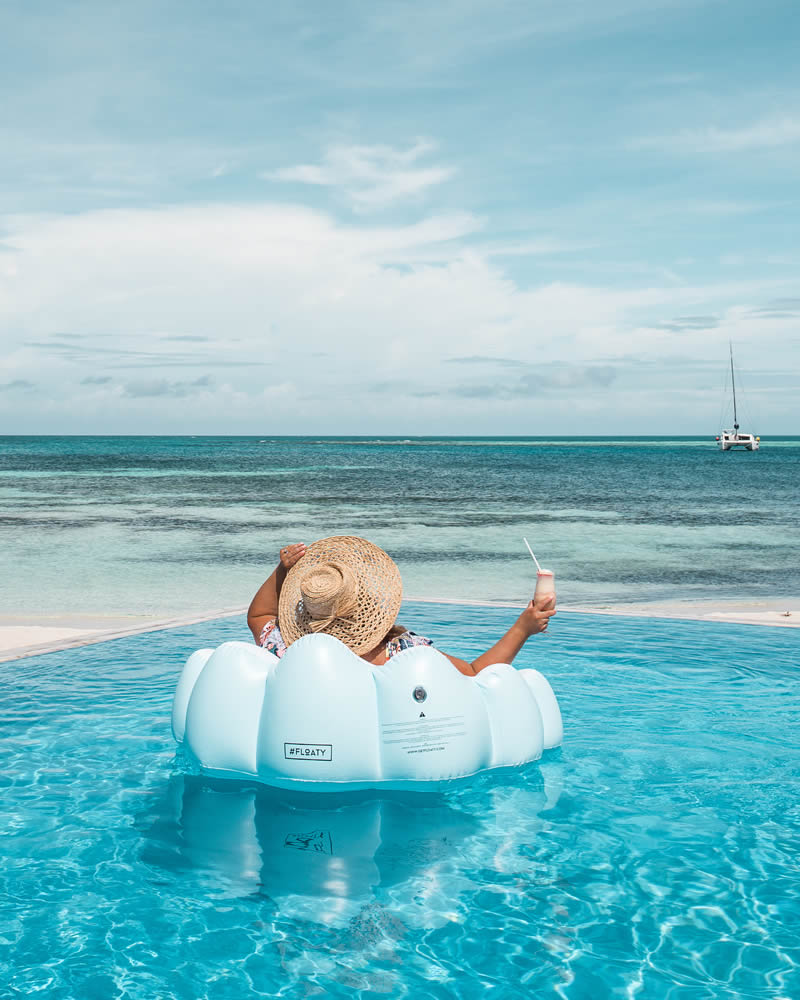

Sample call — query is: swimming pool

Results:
[3,603,799,999]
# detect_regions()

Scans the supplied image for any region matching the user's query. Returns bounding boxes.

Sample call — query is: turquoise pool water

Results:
[3,603,799,998]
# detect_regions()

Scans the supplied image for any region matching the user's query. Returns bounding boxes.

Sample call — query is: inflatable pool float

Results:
[172,634,562,792]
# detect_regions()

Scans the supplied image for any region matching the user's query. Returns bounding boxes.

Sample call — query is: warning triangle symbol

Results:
[419,711,426,718]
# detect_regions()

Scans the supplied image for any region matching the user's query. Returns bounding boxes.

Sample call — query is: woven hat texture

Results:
[278,536,402,655]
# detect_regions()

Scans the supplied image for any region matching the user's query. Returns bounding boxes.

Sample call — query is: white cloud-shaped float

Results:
[172,634,562,792]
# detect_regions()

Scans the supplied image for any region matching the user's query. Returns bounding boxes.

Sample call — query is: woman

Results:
[247,535,555,676]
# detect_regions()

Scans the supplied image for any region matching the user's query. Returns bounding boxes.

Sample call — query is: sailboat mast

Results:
[729,342,739,430]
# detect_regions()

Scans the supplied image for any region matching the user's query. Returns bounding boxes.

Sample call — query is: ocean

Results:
[1,436,799,618]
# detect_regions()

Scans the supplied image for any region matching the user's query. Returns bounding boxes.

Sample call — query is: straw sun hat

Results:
[277,536,403,655]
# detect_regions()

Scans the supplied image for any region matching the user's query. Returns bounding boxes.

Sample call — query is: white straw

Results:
[523,537,542,573]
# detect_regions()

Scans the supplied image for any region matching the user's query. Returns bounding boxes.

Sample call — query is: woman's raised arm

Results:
[443,595,556,676]
[247,543,306,641]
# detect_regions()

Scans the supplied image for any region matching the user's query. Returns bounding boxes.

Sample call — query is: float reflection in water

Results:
[140,775,480,916]
[138,764,564,925]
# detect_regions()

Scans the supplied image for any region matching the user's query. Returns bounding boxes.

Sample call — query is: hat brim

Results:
[277,536,402,656]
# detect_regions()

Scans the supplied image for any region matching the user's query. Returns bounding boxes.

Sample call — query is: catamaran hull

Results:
[718,437,759,451]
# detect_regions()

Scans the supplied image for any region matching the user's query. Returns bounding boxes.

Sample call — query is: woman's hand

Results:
[517,594,556,636]
[248,543,307,642]
[279,543,306,569]
[448,593,557,674]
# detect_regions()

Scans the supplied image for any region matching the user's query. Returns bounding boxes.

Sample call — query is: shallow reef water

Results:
[2,435,799,614]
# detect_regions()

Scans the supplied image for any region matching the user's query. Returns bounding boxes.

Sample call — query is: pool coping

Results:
[0,607,248,663]
[1,597,797,663]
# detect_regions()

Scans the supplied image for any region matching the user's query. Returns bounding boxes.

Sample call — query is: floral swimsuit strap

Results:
[259,623,432,660]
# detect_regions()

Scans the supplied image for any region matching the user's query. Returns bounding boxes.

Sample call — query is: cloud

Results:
[632,115,800,154]
[484,238,592,258]
[656,315,719,332]
[25,336,263,370]
[27,339,199,366]
[123,375,214,398]
[0,379,35,391]
[80,374,112,384]
[444,355,522,368]
[0,200,797,433]
[748,298,800,319]
[406,364,618,400]
[160,334,209,342]
[264,141,455,211]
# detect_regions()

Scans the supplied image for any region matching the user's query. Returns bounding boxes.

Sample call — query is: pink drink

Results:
[534,569,556,604]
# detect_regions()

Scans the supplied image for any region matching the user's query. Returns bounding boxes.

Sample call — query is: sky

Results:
[0,0,798,435]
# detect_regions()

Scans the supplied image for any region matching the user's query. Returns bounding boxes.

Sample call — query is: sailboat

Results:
[716,344,760,451]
